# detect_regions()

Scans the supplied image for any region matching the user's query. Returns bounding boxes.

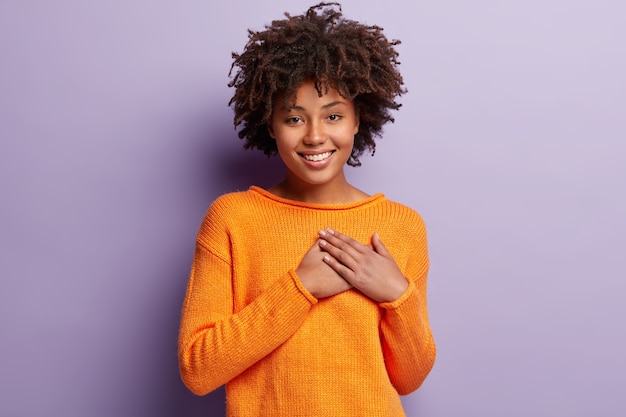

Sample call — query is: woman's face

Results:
[268,80,359,193]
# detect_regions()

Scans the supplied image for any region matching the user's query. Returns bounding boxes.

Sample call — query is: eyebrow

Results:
[288,101,346,112]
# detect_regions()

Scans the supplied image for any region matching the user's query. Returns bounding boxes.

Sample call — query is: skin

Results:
[267,79,363,204]
[267,80,408,303]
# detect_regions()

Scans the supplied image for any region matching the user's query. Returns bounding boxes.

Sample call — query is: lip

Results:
[298,150,335,168]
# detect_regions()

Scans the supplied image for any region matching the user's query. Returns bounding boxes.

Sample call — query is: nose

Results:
[303,120,326,145]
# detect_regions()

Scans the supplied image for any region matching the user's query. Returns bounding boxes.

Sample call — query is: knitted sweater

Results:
[178,186,436,417]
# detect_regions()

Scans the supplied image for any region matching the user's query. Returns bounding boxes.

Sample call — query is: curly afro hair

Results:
[228,2,405,166]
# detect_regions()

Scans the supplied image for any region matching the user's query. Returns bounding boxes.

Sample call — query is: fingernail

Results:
[326,228,335,235]
[319,230,326,237]
[319,240,326,247]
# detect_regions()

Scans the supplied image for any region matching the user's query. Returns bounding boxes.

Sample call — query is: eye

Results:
[286,116,302,125]
[328,114,342,121]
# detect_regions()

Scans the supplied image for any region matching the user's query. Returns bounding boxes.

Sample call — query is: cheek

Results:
[274,134,296,156]
[344,123,359,144]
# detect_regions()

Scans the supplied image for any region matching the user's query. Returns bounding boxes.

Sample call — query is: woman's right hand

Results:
[296,239,352,299]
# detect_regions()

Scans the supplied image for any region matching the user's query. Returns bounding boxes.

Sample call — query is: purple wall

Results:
[1,1,625,416]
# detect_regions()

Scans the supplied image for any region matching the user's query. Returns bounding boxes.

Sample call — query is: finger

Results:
[318,238,358,270]
[319,228,367,253]
[371,232,391,257]
[322,253,355,281]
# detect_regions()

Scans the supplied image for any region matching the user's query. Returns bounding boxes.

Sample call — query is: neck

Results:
[270,174,367,204]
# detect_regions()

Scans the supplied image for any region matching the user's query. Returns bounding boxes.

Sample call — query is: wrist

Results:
[295,267,317,296]
[380,280,414,309]
[382,277,409,303]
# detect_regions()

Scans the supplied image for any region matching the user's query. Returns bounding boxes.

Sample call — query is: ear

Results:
[267,121,276,139]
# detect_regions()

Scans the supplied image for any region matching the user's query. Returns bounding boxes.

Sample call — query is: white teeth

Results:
[302,151,333,162]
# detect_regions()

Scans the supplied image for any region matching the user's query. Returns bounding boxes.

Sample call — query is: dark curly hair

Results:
[228,2,405,166]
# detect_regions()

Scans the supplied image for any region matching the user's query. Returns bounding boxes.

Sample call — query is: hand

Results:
[318,228,408,303]
[296,239,353,299]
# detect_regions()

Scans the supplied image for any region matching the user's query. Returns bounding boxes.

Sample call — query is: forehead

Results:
[276,80,350,110]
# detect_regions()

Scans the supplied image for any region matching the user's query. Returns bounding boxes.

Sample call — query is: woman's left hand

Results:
[318,228,408,303]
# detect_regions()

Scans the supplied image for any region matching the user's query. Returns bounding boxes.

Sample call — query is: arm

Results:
[178,227,317,396]
[379,262,436,395]
[318,226,436,394]
[178,207,351,395]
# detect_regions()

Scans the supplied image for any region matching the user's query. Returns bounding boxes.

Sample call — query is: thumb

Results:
[372,232,390,257]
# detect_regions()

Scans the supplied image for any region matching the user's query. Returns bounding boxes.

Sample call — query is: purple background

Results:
[1,1,625,416]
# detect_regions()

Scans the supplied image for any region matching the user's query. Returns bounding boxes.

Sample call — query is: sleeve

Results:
[378,215,436,395]
[177,203,317,396]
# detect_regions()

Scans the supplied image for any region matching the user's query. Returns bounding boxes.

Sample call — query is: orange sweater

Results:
[178,186,436,417]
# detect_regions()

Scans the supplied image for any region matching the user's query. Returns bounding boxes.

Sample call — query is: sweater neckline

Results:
[249,186,385,210]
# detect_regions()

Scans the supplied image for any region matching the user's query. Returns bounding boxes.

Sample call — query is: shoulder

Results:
[207,189,256,214]
[377,199,429,267]
[196,189,261,243]
[378,198,426,227]
[370,198,428,249]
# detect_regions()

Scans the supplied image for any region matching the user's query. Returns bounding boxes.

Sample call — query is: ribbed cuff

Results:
[288,269,319,305]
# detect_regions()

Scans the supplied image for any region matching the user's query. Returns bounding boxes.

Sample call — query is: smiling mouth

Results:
[300,151,334,162]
